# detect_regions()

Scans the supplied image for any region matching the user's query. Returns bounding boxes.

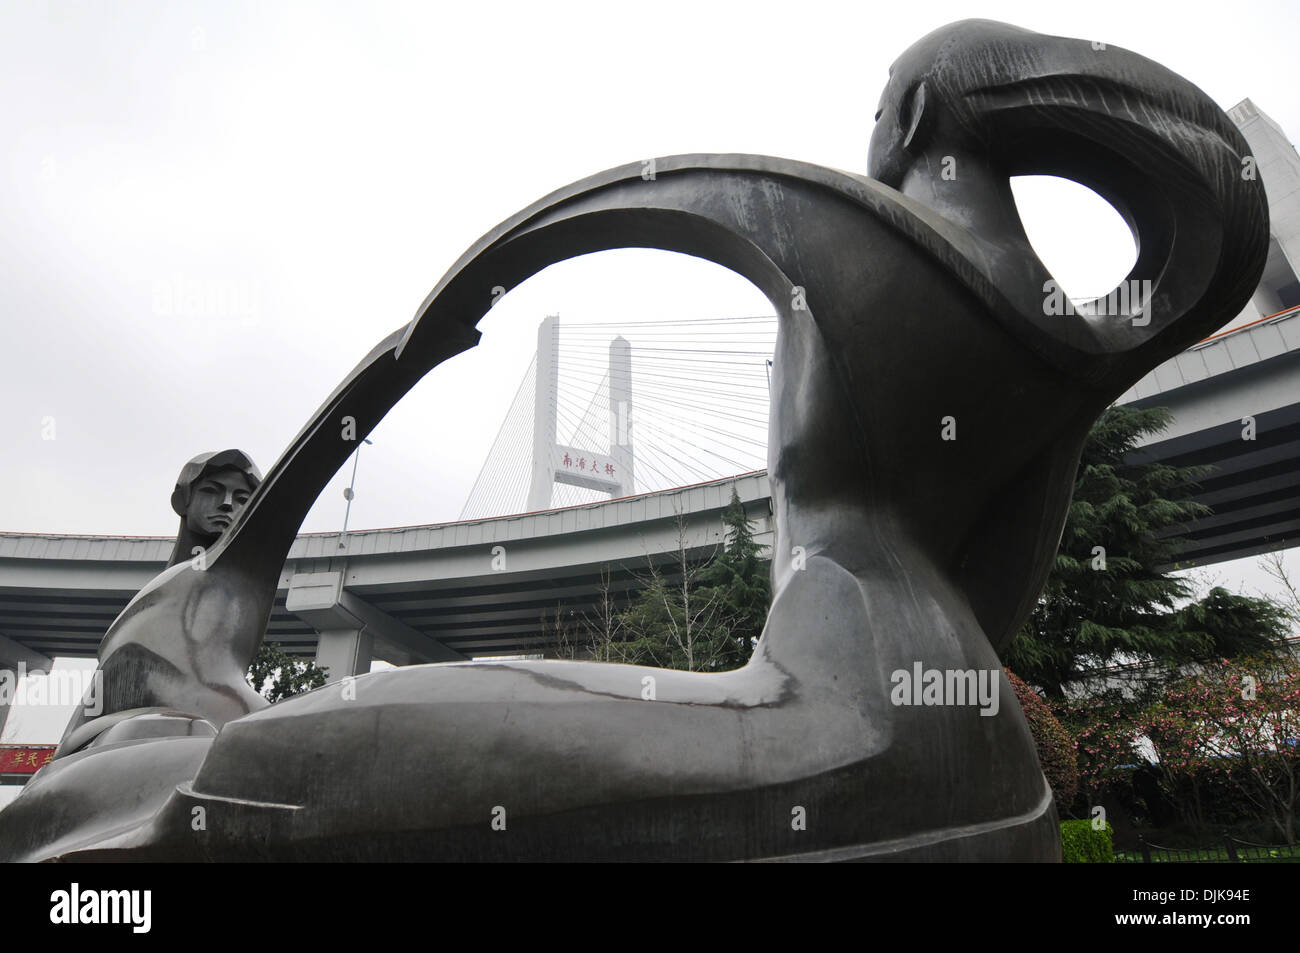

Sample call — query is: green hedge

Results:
[1061,819,1114,863]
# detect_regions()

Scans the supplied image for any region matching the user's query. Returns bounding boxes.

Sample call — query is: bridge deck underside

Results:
[353,551,709,658]
[1129,401,1300,568]
[0,589,317,661]
[0,548,716,663]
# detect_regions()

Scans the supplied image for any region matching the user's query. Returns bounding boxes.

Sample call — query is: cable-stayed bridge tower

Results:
[526,315,634,510]
[460,313,775,521]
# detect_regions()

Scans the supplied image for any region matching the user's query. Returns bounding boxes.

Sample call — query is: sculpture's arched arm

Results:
[208,325,480,583]
[210,156,850,589]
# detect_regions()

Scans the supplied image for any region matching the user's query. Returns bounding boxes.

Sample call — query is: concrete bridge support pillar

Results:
[286,571,467,683]
[0,635,52,742]
[315,628,374,684]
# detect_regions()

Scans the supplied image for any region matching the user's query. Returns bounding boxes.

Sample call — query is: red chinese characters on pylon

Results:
[558,453,616,477]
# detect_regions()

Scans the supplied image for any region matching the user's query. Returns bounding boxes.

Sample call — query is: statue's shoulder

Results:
[571,153,989,255]
[563,154,1005,309]
[765,158,1004,306]
[97,562,198,662]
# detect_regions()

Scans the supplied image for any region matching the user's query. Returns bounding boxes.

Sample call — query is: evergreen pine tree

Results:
[616,488,771,672]
[694,487,770,668]
[1006,404,1287,696]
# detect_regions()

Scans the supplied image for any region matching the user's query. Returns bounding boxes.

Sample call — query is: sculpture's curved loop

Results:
[868,19,1267,388]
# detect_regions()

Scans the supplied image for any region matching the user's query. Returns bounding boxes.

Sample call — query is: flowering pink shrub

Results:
[1139,655,1300,844]
[1052,653,1300,843]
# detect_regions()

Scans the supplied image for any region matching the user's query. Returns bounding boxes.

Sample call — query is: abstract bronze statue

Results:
[0,20,1268,861]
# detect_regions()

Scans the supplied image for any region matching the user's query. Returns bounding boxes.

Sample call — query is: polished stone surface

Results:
[0,20,1268,861]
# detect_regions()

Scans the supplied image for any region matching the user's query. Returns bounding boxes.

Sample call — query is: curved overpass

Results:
[0,472,773,680]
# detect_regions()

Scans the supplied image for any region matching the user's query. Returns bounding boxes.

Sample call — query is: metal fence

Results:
[1116,832,1300,862]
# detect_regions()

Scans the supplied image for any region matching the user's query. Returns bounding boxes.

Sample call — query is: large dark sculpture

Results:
[0,20,1267,861]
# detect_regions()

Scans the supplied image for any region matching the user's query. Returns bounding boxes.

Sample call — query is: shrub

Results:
[1007,669,1079,814]
[1061,819,1114,863]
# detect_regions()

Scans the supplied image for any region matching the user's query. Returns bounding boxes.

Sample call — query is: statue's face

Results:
[867,51,931,188]
[868,25,951,189]
[868,20,1002,188]
[185,469,252,538]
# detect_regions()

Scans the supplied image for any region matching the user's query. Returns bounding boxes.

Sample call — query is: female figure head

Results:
[166,449,262,567]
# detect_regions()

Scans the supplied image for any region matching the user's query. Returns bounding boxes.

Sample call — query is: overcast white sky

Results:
[2,1,1299,757]
[3,0,1297,538]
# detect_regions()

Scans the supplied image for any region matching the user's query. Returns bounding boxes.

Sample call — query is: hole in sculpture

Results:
[1011,175,1137,308]
[299,249,777,533]
[466,249,777,517]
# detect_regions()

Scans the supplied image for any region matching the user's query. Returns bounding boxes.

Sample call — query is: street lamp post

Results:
[338,438,373,549]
